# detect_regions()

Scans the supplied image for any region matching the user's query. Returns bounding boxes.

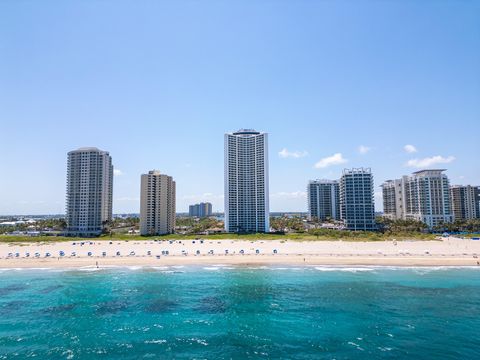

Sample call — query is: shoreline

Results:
[0,255,480,269]
[0,238,479,268]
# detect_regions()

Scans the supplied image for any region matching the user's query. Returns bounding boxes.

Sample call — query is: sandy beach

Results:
[0,237,479,268]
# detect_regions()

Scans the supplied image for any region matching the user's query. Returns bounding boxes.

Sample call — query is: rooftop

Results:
[69,147,108,154]
[411,169,446,175]
[231,129,262,136]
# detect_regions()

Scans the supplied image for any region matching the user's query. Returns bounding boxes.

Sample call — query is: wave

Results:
[314,267,376,272]
[0,264,478,274]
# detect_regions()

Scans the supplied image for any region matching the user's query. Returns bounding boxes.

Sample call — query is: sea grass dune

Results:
[1,237,479,268]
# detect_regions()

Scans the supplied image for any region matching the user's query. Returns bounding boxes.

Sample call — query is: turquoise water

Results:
[0,266,479,359]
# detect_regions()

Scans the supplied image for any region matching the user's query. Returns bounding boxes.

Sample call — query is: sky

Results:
[0,0,479,215]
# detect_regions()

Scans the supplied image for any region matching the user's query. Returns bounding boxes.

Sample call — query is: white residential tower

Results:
[224,129,269,233]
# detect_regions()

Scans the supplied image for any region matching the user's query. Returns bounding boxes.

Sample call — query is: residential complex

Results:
[189,202,213,218]
[381,170,453,228]
[339,168,376,231]
[224,129,269,233]
[307,180,340,221]
[140,170,176,235]
[65,147,113,236]
[450,185,480,221]
[382,178,406,220]
[60,137,471,238]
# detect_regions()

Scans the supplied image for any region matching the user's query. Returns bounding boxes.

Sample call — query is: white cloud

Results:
[279,148,308,159]
[404,144,418,154]
[271,191,307,199]
[114,169,123,176]
[314,153,348,169]
[358,145,371,155]
[406,155,455,168]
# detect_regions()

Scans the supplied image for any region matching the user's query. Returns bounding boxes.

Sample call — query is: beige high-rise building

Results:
[381,178,407,220]
[450,185,480,221]
[66,147,113,237]
[140,170,176,235]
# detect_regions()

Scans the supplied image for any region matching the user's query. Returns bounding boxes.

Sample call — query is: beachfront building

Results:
[404,170,453,228]
[140,170,176,235]
[450,185,480,220]
[382,170,453,228]
[189,202,213,217]
[339,168,376,231]
[224,129,269,233]
[381,178,407,220]
[65,147,113,237]
[307,180,340,221]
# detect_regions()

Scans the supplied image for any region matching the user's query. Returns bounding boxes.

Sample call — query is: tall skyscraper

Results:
[450,185,480,221]
[224,129,269,233]
[140,170,176,235]
[189,202,213,217]
[382,169,453,228]
[340,168,376,231]
[307,180,340,221]
[65,147,113,237]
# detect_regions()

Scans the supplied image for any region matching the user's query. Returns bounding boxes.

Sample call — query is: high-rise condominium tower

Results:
[340,168,376,231]
[140,170,176,235]
[224,129,269,233]
[404,170,452,227]
[450,185,480,221]
[382,169,453,228]
[307,180,340,221]
[189,202,213,217]
[66,147,113,237]
[381,178,407,220]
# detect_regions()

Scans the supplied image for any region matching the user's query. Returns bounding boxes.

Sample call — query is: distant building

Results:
[189,202,213,217]
[340,168,376,231]
[140,170,176,235]
[65,147,113,237]
[381,178,407,220]
[224,129,269,233]
[450,185,480,221]
[381,170,453,228]
[307,180,340,221]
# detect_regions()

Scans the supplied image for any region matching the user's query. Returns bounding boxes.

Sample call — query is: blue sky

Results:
[0,0,479,215]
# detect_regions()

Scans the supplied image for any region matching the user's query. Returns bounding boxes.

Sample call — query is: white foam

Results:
[144,339,167,345]
[77,267,102,272]
[314,267,375,272]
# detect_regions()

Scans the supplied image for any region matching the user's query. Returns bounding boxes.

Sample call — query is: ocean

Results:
[0,266,479,359]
